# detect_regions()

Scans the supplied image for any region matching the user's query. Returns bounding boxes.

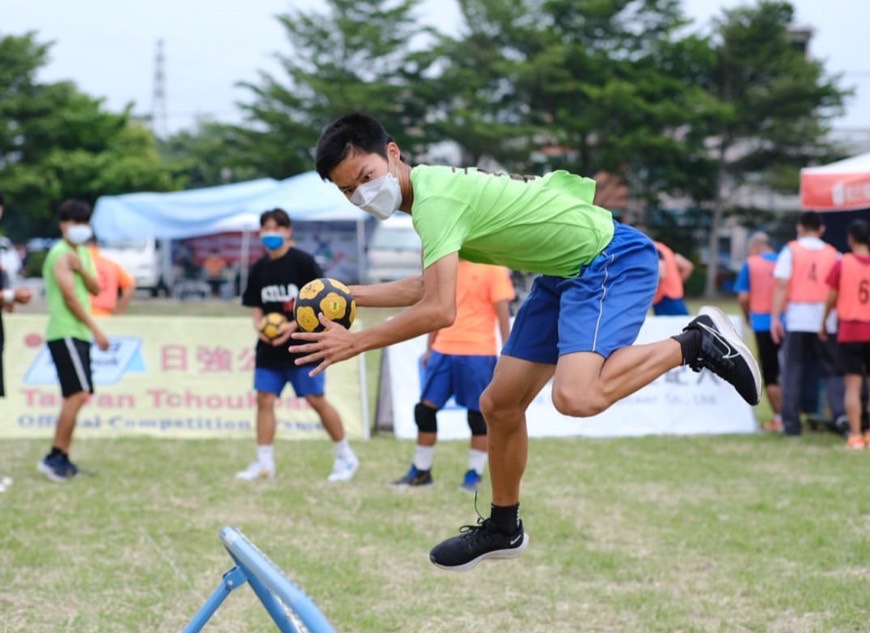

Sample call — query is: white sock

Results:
[468,449,487,475]
[413,445,435,471]
[257,445,274,467]
[334,438,353,460]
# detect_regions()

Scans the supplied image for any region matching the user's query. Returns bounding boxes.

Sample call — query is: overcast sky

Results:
[3,0,868,135]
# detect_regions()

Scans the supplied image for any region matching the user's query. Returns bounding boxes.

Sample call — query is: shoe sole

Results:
[699,305,762,405]
[430,533,529,572]
[37,460,69,483]
[327,461,359,482]
[234,472,275,481]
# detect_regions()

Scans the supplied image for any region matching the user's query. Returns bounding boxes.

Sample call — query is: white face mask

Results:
[350,171,402,220]
[66,224,93,245]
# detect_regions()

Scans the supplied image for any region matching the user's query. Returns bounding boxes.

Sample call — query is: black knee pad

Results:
[467,410,487,436]
[415,403,438,433]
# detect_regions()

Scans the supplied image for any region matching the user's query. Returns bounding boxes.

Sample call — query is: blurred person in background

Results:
[735,232,783,431]
[771,211,844,437]
[821,219,870,449]
[86,236,136,316]
[392,261,514,492]
[38,200,110,482]
[652,240,694,316]
[204,248,226,298]
[0,190,34,398]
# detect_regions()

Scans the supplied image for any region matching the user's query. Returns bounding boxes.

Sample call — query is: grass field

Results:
[4,297,866,632]
[3,433,870,632]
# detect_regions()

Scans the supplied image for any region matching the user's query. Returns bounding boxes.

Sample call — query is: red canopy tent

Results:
[800,151,870,211]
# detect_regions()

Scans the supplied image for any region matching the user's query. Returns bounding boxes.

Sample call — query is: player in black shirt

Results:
[235,208,358,482]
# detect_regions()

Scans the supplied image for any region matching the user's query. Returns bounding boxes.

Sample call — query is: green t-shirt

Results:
[410,166,615,278]
[43,240,95,341]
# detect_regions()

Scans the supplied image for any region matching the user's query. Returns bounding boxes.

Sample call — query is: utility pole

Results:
[151,39,168,138]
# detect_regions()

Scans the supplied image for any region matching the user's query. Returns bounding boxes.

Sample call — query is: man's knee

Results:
[415,402,438,433]
[257,391,276,408]
[551,385,609,418]
[467,410,487,436]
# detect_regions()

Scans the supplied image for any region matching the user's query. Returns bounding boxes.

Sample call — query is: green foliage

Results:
[0,32,182,241]
[160,120,261,189]
[234,0,435,176]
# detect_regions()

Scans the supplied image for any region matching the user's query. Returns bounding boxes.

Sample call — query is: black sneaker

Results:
[683,306,761,405]
[392,465,433,486]
[37,453,75,482]
[429,517,528,572]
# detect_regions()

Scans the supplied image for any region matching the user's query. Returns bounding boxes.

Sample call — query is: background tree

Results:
[236,0,436,177]
[0,32,180,240]
[160,119,260,189]
[699,0,848,295]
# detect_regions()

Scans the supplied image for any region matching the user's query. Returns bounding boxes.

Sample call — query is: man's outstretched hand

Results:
[291,314,358,376]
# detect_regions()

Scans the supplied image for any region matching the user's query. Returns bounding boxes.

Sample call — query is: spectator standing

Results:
[771,211,845,437]
[87,237,136,316]
[0,191,33,398]
[735,232,783,430]
[821,219,870,449]
[37,200,110,482]
[393,261,514,492]
[203,249,226,298]
[652,241,693,316]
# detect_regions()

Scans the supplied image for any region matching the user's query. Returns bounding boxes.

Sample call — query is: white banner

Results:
[385,315,756,440]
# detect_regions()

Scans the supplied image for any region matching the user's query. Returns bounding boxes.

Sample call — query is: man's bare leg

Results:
[53,391,89,453]
[551,340,683,417]
[480,356,555,507]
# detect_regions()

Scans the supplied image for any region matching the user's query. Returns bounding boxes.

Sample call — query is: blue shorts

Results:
[502,222,658,364]
[254,366,325,397]
[420,352,497,411]
[653,296,690,316]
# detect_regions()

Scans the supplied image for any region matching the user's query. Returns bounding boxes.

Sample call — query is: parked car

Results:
[365,215,422,283]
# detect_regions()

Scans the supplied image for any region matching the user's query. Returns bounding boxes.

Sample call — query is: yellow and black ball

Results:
[294,278,356,333]
[259,312,288,340]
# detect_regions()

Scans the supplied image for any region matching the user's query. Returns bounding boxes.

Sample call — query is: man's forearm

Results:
[353,302,452,354]
[63,294,98,333]
[771,280,788,318]
[349,276,423,308]
[81,270,101,295]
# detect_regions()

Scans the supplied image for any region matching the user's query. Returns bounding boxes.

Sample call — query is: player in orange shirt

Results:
[821,219,870,449]
[87,238,136,317]
[652,241,693,316]
[393,260,514,492]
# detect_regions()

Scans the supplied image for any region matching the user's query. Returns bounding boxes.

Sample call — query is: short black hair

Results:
[58,199,91,223]
[848,219,869,247]
[260,208,291,228]
[797,211,822,231]
[315,113,393,181]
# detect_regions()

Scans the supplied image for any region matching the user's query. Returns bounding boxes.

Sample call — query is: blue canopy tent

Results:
[91,172,371,289]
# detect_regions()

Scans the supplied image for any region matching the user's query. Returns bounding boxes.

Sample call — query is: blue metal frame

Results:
[182,526,336,633]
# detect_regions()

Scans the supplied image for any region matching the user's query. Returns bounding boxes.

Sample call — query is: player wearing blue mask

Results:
[235,208,359,483]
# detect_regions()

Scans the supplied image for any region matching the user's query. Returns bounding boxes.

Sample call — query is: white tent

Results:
[800,151,870,211]
[91,172,371,287]
[91,172,367,240]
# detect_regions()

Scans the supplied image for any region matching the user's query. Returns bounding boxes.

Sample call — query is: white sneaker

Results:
[327,455,359,482]
[234,461,275,481]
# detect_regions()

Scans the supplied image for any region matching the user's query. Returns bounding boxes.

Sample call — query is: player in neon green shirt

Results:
[38,199,110,482]
[294,113,761,571]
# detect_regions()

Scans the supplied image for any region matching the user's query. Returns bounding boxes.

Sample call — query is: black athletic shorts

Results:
[47,338,93,398]
[838,341,870,376]
[754,330,780,387]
